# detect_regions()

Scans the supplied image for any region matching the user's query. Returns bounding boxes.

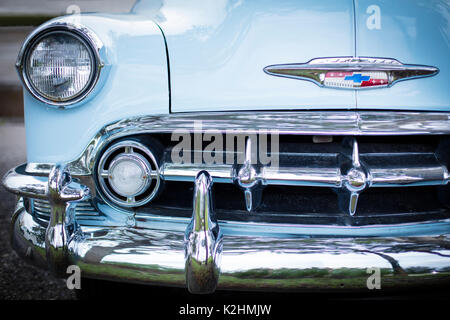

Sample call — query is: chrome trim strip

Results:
[11,200,450,292]
[162,164,450,188]
[25,163,55,176]
[261,166,341,186]
[162,163,234,183]
[161,153,448,216]
[162,156,448,187]
[370,166,450,187]
[9,146,449,218]
[16,21,105,107]
[264,57,439,89]
[23,111,450,177]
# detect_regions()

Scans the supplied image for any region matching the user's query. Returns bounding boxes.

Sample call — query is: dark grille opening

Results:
[152,182,449,215]
[145,181,450,226]
[159,134,443,155]
[357,135,440,153]
[358,186,443,214]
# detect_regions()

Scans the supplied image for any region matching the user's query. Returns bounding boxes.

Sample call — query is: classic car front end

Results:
[2,0,450,294]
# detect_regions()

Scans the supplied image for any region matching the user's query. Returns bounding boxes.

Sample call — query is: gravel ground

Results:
[0,119,76,300]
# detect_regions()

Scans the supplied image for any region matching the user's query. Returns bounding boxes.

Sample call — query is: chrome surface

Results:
[24,163,55,176]
[4,158,450,224]
[7,165,450,236]
[32,199,100,226]
[185,172,222,294]
[10,199,450,291]
[97,140,161,208]
[234,137,263,212]
[5,164,450,291]
[164,152,448,216]
[16,21,104,107]
[161,155,449,191]
[46,164,90,276]
[339,138,370,216]
[12,138,450,218]
[2,166,49,199]
[15,111,450,217]
[264,57,439,89]
[22,111,450,177]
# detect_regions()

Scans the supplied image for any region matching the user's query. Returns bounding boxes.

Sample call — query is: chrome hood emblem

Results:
[264,57,439,89]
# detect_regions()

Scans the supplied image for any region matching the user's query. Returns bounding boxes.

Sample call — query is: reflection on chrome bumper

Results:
[11,199,450,291]
[3,164,450,292]
[7,202,450,292]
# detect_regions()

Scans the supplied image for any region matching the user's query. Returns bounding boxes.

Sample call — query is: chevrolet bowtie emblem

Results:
[263,57,439,89]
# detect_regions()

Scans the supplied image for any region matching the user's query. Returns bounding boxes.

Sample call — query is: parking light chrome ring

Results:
[97,141,161,208]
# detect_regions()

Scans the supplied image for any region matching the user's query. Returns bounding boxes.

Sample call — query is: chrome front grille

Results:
[136,134,450,225]
[23,134,450,227]
[32,199,100,227]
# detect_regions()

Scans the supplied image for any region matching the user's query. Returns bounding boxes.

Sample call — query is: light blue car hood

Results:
[134,0,450,112]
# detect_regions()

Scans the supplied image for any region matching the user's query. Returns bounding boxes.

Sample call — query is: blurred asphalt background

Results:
[0,0,134,300]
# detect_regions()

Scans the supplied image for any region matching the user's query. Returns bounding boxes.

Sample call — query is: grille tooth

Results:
[31,199,100,226]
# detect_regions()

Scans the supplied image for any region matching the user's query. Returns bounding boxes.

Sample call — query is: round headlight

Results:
[18,24,103,106]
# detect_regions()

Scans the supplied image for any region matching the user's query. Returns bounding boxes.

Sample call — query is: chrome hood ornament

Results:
[264,57,439,89]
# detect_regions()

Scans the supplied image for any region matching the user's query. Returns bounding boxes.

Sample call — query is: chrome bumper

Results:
[4,164,450,292]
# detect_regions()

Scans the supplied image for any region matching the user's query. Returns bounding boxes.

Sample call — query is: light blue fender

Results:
[23,13,169,164]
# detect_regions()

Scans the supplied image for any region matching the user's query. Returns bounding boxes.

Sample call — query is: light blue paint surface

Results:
[23,0,450,164]
[24,14,169,163]
[355,0,450,111]
[157,0,357,112]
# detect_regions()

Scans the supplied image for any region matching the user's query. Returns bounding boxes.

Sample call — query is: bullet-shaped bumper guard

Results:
[4,164,90,277]
[185,171,223,293]
[3,164,450,293]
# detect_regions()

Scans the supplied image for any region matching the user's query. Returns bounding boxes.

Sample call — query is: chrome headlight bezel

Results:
[16,22,104,107]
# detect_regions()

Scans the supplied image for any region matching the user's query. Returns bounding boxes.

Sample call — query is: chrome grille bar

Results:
[262,167,342,187]
[160,138,449,216]
[23,111,450,177]
[161,155,449,188]
[370,166,449,187]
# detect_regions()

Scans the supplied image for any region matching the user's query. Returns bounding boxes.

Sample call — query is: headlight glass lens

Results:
[26,31,94,102]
